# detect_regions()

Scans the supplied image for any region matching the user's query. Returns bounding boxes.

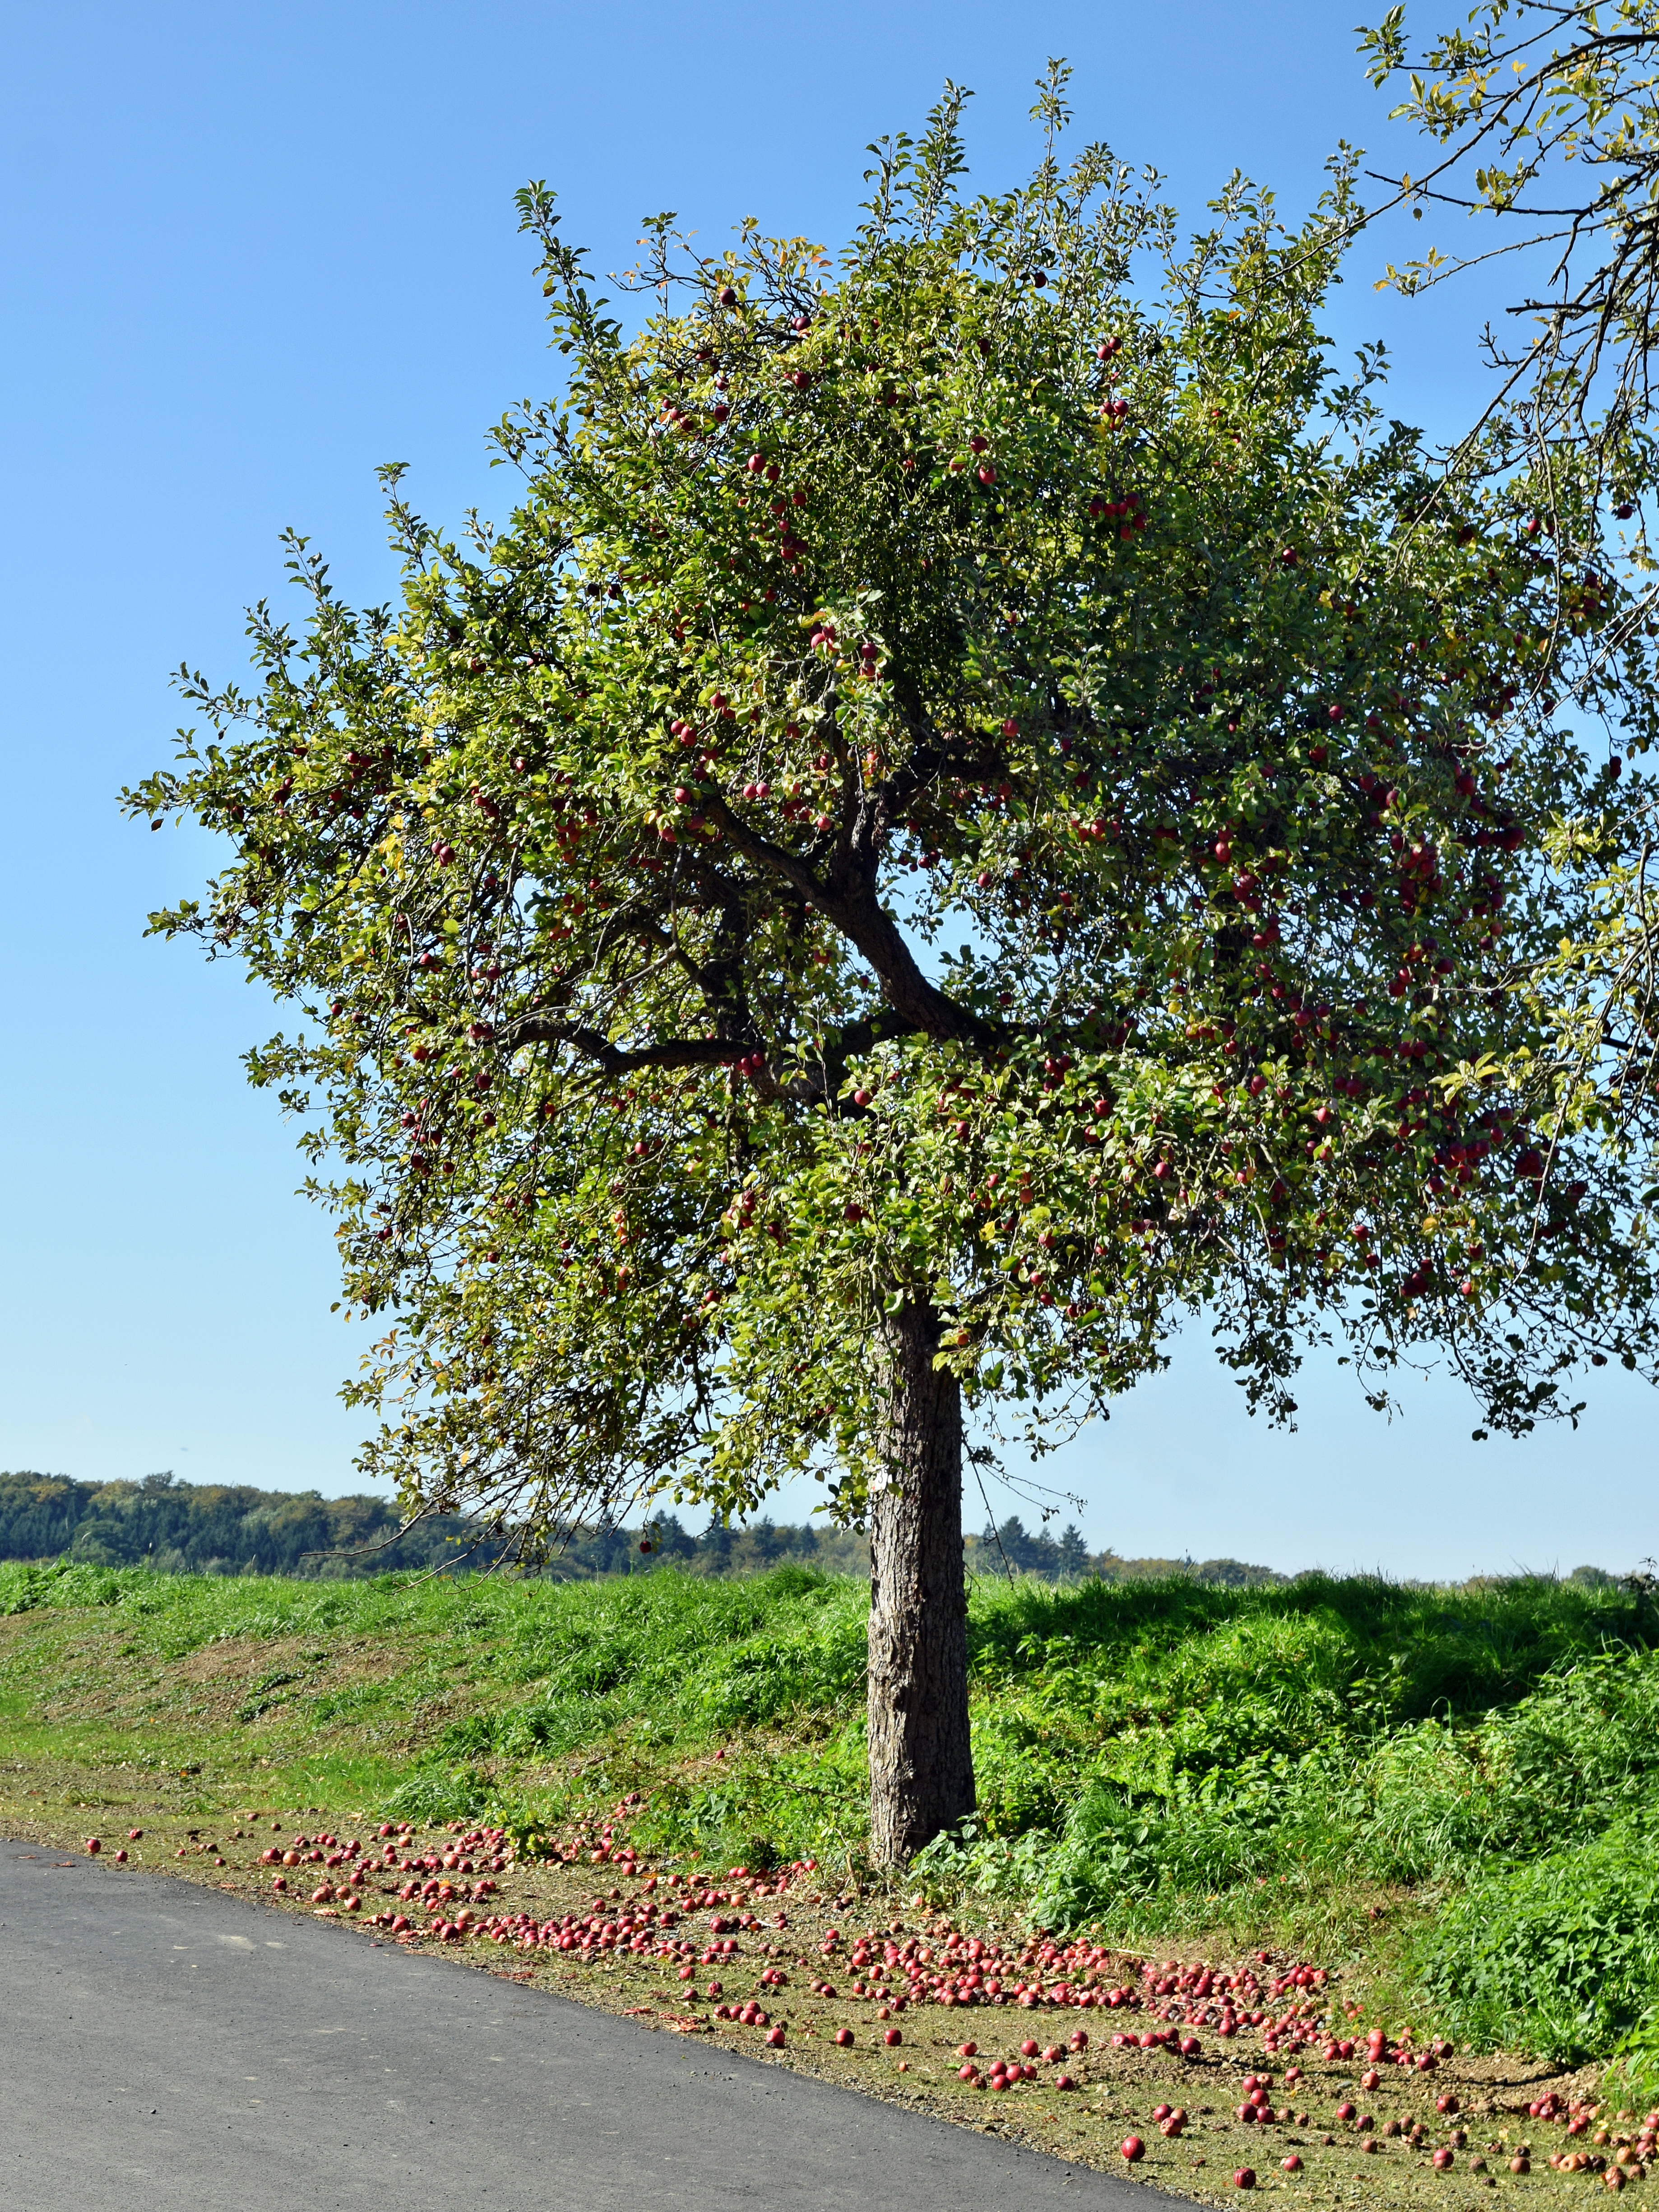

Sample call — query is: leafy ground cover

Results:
[3,1557,1657,2204]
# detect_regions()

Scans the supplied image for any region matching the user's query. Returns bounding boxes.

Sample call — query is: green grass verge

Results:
[3,1555,1656,2079]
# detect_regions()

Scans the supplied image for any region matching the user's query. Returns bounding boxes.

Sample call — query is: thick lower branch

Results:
[702,795,995,1047]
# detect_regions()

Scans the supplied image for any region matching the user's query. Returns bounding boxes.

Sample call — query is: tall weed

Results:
[1410,1820,1659,2064]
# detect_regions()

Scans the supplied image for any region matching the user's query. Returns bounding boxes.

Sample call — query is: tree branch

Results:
[702,792,996,1046]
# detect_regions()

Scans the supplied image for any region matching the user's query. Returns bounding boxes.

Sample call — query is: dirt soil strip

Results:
[0,1844,1180,2212]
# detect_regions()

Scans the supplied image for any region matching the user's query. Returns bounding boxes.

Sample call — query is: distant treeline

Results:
[0,1472,1295,1588]
[971,1516,1288,1589]
[0,1472,476,1578]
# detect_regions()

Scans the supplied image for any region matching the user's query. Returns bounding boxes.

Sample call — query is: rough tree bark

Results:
[867,1296,976,1865]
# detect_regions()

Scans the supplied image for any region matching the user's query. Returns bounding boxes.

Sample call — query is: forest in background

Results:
[0,1470,1305,1586]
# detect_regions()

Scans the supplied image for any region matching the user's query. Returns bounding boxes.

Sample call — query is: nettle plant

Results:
[130,83,1658,1859]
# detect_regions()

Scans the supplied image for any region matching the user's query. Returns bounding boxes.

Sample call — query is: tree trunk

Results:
[867,1296,975,1866]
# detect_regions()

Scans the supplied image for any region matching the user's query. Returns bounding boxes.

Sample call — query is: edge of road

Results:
[0,1836,1205,2209]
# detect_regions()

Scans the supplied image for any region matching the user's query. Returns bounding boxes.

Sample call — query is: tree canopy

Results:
[130,78,1658,1545]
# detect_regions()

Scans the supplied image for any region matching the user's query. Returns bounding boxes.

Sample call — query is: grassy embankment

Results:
[4,1557,1657,2207]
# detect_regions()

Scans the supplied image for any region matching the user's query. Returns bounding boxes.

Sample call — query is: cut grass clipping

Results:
[4,1556,1659,2194]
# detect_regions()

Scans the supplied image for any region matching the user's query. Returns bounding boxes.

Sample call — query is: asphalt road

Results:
[1,1843,1188,2212]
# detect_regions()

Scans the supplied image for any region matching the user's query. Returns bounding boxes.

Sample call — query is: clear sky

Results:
[1,0,1650,1579]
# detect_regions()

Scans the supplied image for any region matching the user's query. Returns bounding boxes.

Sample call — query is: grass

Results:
[4,1552,1659,2194]
[0,1554,875,1849]
[1410,1822,1659,2067]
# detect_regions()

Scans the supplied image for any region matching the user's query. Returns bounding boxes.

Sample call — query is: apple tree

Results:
[128,81,1659,1862]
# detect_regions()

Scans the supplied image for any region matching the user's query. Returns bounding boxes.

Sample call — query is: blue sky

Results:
[2,0,1650,1578]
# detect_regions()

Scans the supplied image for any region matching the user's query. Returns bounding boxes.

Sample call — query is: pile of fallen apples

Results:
[954,2032,1088,2094]
[1114,2071,1659,2191]
[239,1809,1371,2069]
[1526,2098,1659,2189]
[388,1861,1343,2056]
[250,1818,510,1918]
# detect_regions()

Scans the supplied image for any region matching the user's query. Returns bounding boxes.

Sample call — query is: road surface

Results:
[0,1842,1188,2211]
